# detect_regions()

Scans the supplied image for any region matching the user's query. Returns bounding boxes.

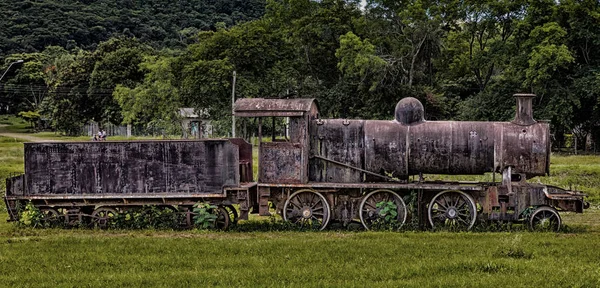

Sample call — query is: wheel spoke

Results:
[434,199,448,210]
[429,191,476,230]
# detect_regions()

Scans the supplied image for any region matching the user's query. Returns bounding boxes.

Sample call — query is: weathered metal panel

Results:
[448,122,495,174]
[24,140,239,195]
[228,138,253,182]
[408,121,452,175]
[234,98,317,117]
[363,120,408,180]
[310,119,364,183]
[6,175,24,196]
[495,122,549,177]
[259,142,303,183]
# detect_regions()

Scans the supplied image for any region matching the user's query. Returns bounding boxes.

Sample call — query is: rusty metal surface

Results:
[494,122,550,178]
[234,98,318,117]
[512,94,536,126]
[409,121,496,175]
[258,181,488,191]
[363,120,408,180]
[259,142,304,183]
[5,193,229,200]
[5,175,24,196]
[307,95,549,181]
[309,118,547,180]
[395,97,425,125]
[310,119,365,183]
[24,140,239,195]
[228,138,253,182]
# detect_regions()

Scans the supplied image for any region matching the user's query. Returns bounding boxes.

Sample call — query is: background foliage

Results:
[1,0,599,147]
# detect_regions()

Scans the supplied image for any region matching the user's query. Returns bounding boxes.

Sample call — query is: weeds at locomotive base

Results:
[0,134,600,286]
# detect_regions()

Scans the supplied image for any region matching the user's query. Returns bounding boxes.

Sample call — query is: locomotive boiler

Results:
[3,94,587,231]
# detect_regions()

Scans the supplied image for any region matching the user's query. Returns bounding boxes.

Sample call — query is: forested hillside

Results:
[1,0,600,150]
[0,0,265,54]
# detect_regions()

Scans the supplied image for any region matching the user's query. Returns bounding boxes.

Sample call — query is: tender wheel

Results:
[224,205,239,225]
[91,207,118,229]
[283,190,331,230]
[57,208,85,227]
[40,208,64,226]
[215,206,231,230]
[359,189,407,230]
[529,206,561,232]
[428,190,477,230]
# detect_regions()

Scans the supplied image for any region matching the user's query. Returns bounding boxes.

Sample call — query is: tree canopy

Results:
[1,0,600,148]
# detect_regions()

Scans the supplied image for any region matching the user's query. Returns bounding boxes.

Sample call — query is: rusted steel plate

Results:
[494,122,549,177]
[5,193,229,200]
[449,122,495,174]
[24,140,240,196]
[234,98,318,117]
[259,181,488,191]
[310,119,364,183]
[259,142,304,183]
[364,120,408,180]
[5,175,24,196]
[228,138,253,182]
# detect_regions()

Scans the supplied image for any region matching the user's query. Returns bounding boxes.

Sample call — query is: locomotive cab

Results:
[234,98,318,184]
[234,98,318,216]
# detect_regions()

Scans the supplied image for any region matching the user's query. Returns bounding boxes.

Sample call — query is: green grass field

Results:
[1,215,599,287]
[0,125,599,286]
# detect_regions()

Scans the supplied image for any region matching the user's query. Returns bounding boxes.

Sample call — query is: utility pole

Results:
[0,59,24,82]
[0,60,24,113]
[231,70,236,137]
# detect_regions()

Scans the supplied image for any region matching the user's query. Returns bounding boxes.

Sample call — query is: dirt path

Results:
[0,125,64,142]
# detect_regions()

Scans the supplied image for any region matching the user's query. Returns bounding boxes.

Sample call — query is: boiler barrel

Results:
[364,120,549,178]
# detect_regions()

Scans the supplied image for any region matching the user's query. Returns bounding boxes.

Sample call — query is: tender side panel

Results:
[24,140,239,195]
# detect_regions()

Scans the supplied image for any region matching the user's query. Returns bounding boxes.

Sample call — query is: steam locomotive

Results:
[3,94,587,231]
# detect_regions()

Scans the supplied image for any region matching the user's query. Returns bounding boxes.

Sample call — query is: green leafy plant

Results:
[371,201,400,230]
[192,202,218,229]
[109,206,182,230]
[376,201,398,223]
[18,201,43,228]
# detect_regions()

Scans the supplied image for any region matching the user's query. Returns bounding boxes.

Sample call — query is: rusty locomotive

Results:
[3,94,587,230]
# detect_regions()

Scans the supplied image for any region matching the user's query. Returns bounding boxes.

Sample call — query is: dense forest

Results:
[1,0,599,149]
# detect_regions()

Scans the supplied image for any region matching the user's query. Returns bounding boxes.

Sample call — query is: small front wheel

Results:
[529,206,561,232]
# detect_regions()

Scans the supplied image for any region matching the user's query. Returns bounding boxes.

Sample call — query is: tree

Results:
[114,55,181,127]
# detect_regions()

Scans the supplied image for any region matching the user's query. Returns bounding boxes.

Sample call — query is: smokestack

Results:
[512,93,536,126]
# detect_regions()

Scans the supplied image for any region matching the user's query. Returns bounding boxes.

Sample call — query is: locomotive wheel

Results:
[283,190,331,230]
[359,189,407,230]
[214,206,231,230]
[40,208,64,226]
[428,190,477,230]
[529,206,561,232]
[91,207,118,229]
[224,205,239,225]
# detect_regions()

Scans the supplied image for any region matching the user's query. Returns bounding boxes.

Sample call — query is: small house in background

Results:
[179,108,212,138]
